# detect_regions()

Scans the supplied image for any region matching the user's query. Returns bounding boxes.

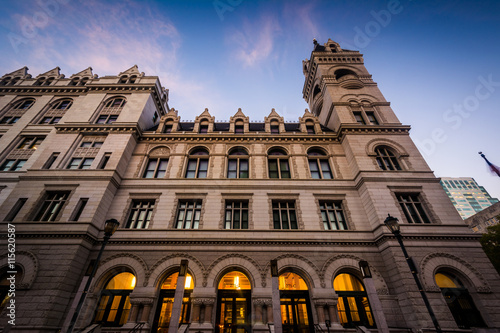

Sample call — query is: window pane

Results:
[144,160,157,178]
[280,160,290,178]
[227,160,237,178]
[309,160,320,179]
[185,160,197,178]
[198,159,208,178]
[269,160,279,178]
[320,160,333,179]
[239,159,249,178]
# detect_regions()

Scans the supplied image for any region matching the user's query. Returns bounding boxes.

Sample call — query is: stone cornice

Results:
[338,125,411,142]
[55,123,142,137]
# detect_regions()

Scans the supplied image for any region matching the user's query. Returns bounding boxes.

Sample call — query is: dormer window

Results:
[199,120,209,133]
[163,120,174,133]
[270,120,279,134]
[119,75,128,84]
[235,120,244,133]
[306,121,315,134]
[129,75,137,83]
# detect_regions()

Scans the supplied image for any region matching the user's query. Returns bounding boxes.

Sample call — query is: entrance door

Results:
[151,291,191,332]
[280,291,313,333]
[217,290,251,333]
[337,294,373,328]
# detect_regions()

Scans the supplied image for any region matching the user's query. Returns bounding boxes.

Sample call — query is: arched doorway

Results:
[151,271,194,332]
[435,272,486,328]
[216,271,252,333]
[279,272,314,333]
[94,272,136,326]
[334,273,375,328]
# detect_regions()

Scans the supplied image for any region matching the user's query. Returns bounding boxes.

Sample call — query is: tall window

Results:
[126,199,155,229]
[95,97,126,124]
[38,98,72,124]
[334,273,375,328]
[175,200,202,229]
[185,148,209,178]
[94,272,136,327]
[235,120,244,133]
[375,146,401,171]
[351,103,379,125]
[268,148,290,179]
[320,201,347,230]
[353,111,366,125]
[18,137,44,150]
[143,158,168,178]
[66,136,105,170]
[270,120,279,134]
[308,148,332,179]
[34,191,70,221]
[227,147,249,179]
[272,200,298,229]
[397,193,430,224]
[199,120,209,133]
[224,200,249,229]
[435,272,486,329]
[0,98,35,124]
[163,119,174,133]
[305,121,315,134]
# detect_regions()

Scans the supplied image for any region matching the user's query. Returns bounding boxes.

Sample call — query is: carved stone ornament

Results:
[376,288,389,295]
[129,297,155,305]
[192,298,215,305]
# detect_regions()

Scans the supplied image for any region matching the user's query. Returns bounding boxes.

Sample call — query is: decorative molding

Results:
[146,253,205,287]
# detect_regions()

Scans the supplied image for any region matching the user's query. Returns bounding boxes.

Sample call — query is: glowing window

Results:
[218,271,251,290]
[161,272,194,290]
[279,272,308,290]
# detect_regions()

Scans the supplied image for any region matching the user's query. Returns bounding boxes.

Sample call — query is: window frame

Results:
[308,149,333,179]
[272,200,298,229]
[319,201,348,230]
[375,146,402,171]
[227,147,249,179]
[185,148,209,179]
[33,191,71,222]
[143,158,168,178]
[174,199,203,229]
[125,199,156,229]
[67,157,94,170]
[267,148,291,179]
[396,193,431,224]
[224,200,249,229]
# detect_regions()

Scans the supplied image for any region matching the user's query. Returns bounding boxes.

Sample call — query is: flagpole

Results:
[479,152,500,177]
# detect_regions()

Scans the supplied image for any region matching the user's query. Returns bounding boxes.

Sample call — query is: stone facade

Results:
[0,41,499,333]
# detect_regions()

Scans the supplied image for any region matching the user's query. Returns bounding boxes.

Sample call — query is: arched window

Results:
[69,77,79,86]
[279,272,313,332]
[152,272,194,332]
[268,148,290,179]
[95,97,126,124]
[119,75,128,84]
[334,273,375,328]
[185,148,209,178]
[143,148,169,178]
[199,119,209,133]
[227,147,248,179]
[0,98,36,124]
[33,77,45,86]
[1,266,23,312]
[270,120,279,134]
[163,119,174,133]
[39,98,73,124]
[94,272,136,327]
[305,120,315,134]
[308,148,332,179]
[217,271,252,332]
[375,146,401,171]
[129,75,137,84]
[235,120,244,133]
[0,77,12,86]
[435,272,486,328]
[44,77,55,86]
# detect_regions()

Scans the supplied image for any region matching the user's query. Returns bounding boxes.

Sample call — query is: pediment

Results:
[118,65,143,77]
[3,66,30,79]
[70,67,94,78]
[37,67,63,79]
[265,108,283,122]
[230,108,249,122]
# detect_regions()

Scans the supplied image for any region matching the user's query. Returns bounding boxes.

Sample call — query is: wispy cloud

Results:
[228,15,281,67]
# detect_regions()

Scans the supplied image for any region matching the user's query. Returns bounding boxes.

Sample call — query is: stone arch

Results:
[365,138,409,157]
[90,253,147,292]
[205,254,262,289]
[327,65,362,77]
[146,253,204,288]
[323,254,389,294]
[0,250,38,289]
[268,253,321,290]
[148,145,170,157]
[420,252,491,293]
[339,94,379,104]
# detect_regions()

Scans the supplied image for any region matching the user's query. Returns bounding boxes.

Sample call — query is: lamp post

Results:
[66,218,120,333]
[384,214,441,333]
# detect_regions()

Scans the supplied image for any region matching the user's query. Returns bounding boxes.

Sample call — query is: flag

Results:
[479,152,500,177]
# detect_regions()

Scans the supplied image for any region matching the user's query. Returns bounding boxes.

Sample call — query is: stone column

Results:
[265,299,274,324]
[253,299,265,324]
[314,301,326,324]
[168,273,187,333]
[363,277,389,333]
[140,299,154,323]
[326,300,343,329]
[128,299,141,324]
[191,298,202,323]
[271,275,282,333]
[203,298,215,325]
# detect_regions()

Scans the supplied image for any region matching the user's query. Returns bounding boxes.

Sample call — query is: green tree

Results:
[480,220,500,274]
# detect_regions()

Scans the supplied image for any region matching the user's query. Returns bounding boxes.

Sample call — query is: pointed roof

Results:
[118,65,143,77]
[70,67,94,78]
[267,108,282,119]
[301,108,316,119]
[2,66,30,79]
[36,67,63,78]
[234,108,246,118]
[195,108,215,122]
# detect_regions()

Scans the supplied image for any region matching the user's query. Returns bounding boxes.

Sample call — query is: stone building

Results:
[1,40,499,333]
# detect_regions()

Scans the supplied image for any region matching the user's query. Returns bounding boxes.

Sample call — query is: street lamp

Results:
[66,218,120,333]
[383,214,441,333]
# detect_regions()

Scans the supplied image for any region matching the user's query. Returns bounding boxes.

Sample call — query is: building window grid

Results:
[227,149,249,179]
[18,137,43,150]
[1,159,26,171]
[34,191,70,221]
[320,201,348,230]
[185,150,209,178]
[397,193,431,224]
[375,147,402,171]
[143,158,168,178]
[224,200,249,229]
[308,150,333,179]
[38,99,72,124]
[272,201,298,229]
[268,149,290,179]
[67,157,94,169]
[126,200,155,229]
[175,200,202,229]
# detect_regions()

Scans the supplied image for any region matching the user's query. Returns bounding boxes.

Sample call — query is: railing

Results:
[127,322,145,333]
[314,324,325,332]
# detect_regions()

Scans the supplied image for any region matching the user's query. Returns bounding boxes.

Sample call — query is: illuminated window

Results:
[218,271,251,290]
[94,272,136,327]
[435,272,486,329]
[279,272,308,290]
[334,273,375,328]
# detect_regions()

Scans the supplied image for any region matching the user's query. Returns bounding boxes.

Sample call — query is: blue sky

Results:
[1,0,500,198]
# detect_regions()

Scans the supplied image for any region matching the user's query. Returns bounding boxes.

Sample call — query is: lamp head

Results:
[270,260,279,277]
[384,214,400,234]
[104,218,120,236]
[359,260,372,278]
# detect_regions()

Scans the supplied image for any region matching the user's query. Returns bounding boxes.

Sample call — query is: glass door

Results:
[280,292,313,333]
[216,290,251,333]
